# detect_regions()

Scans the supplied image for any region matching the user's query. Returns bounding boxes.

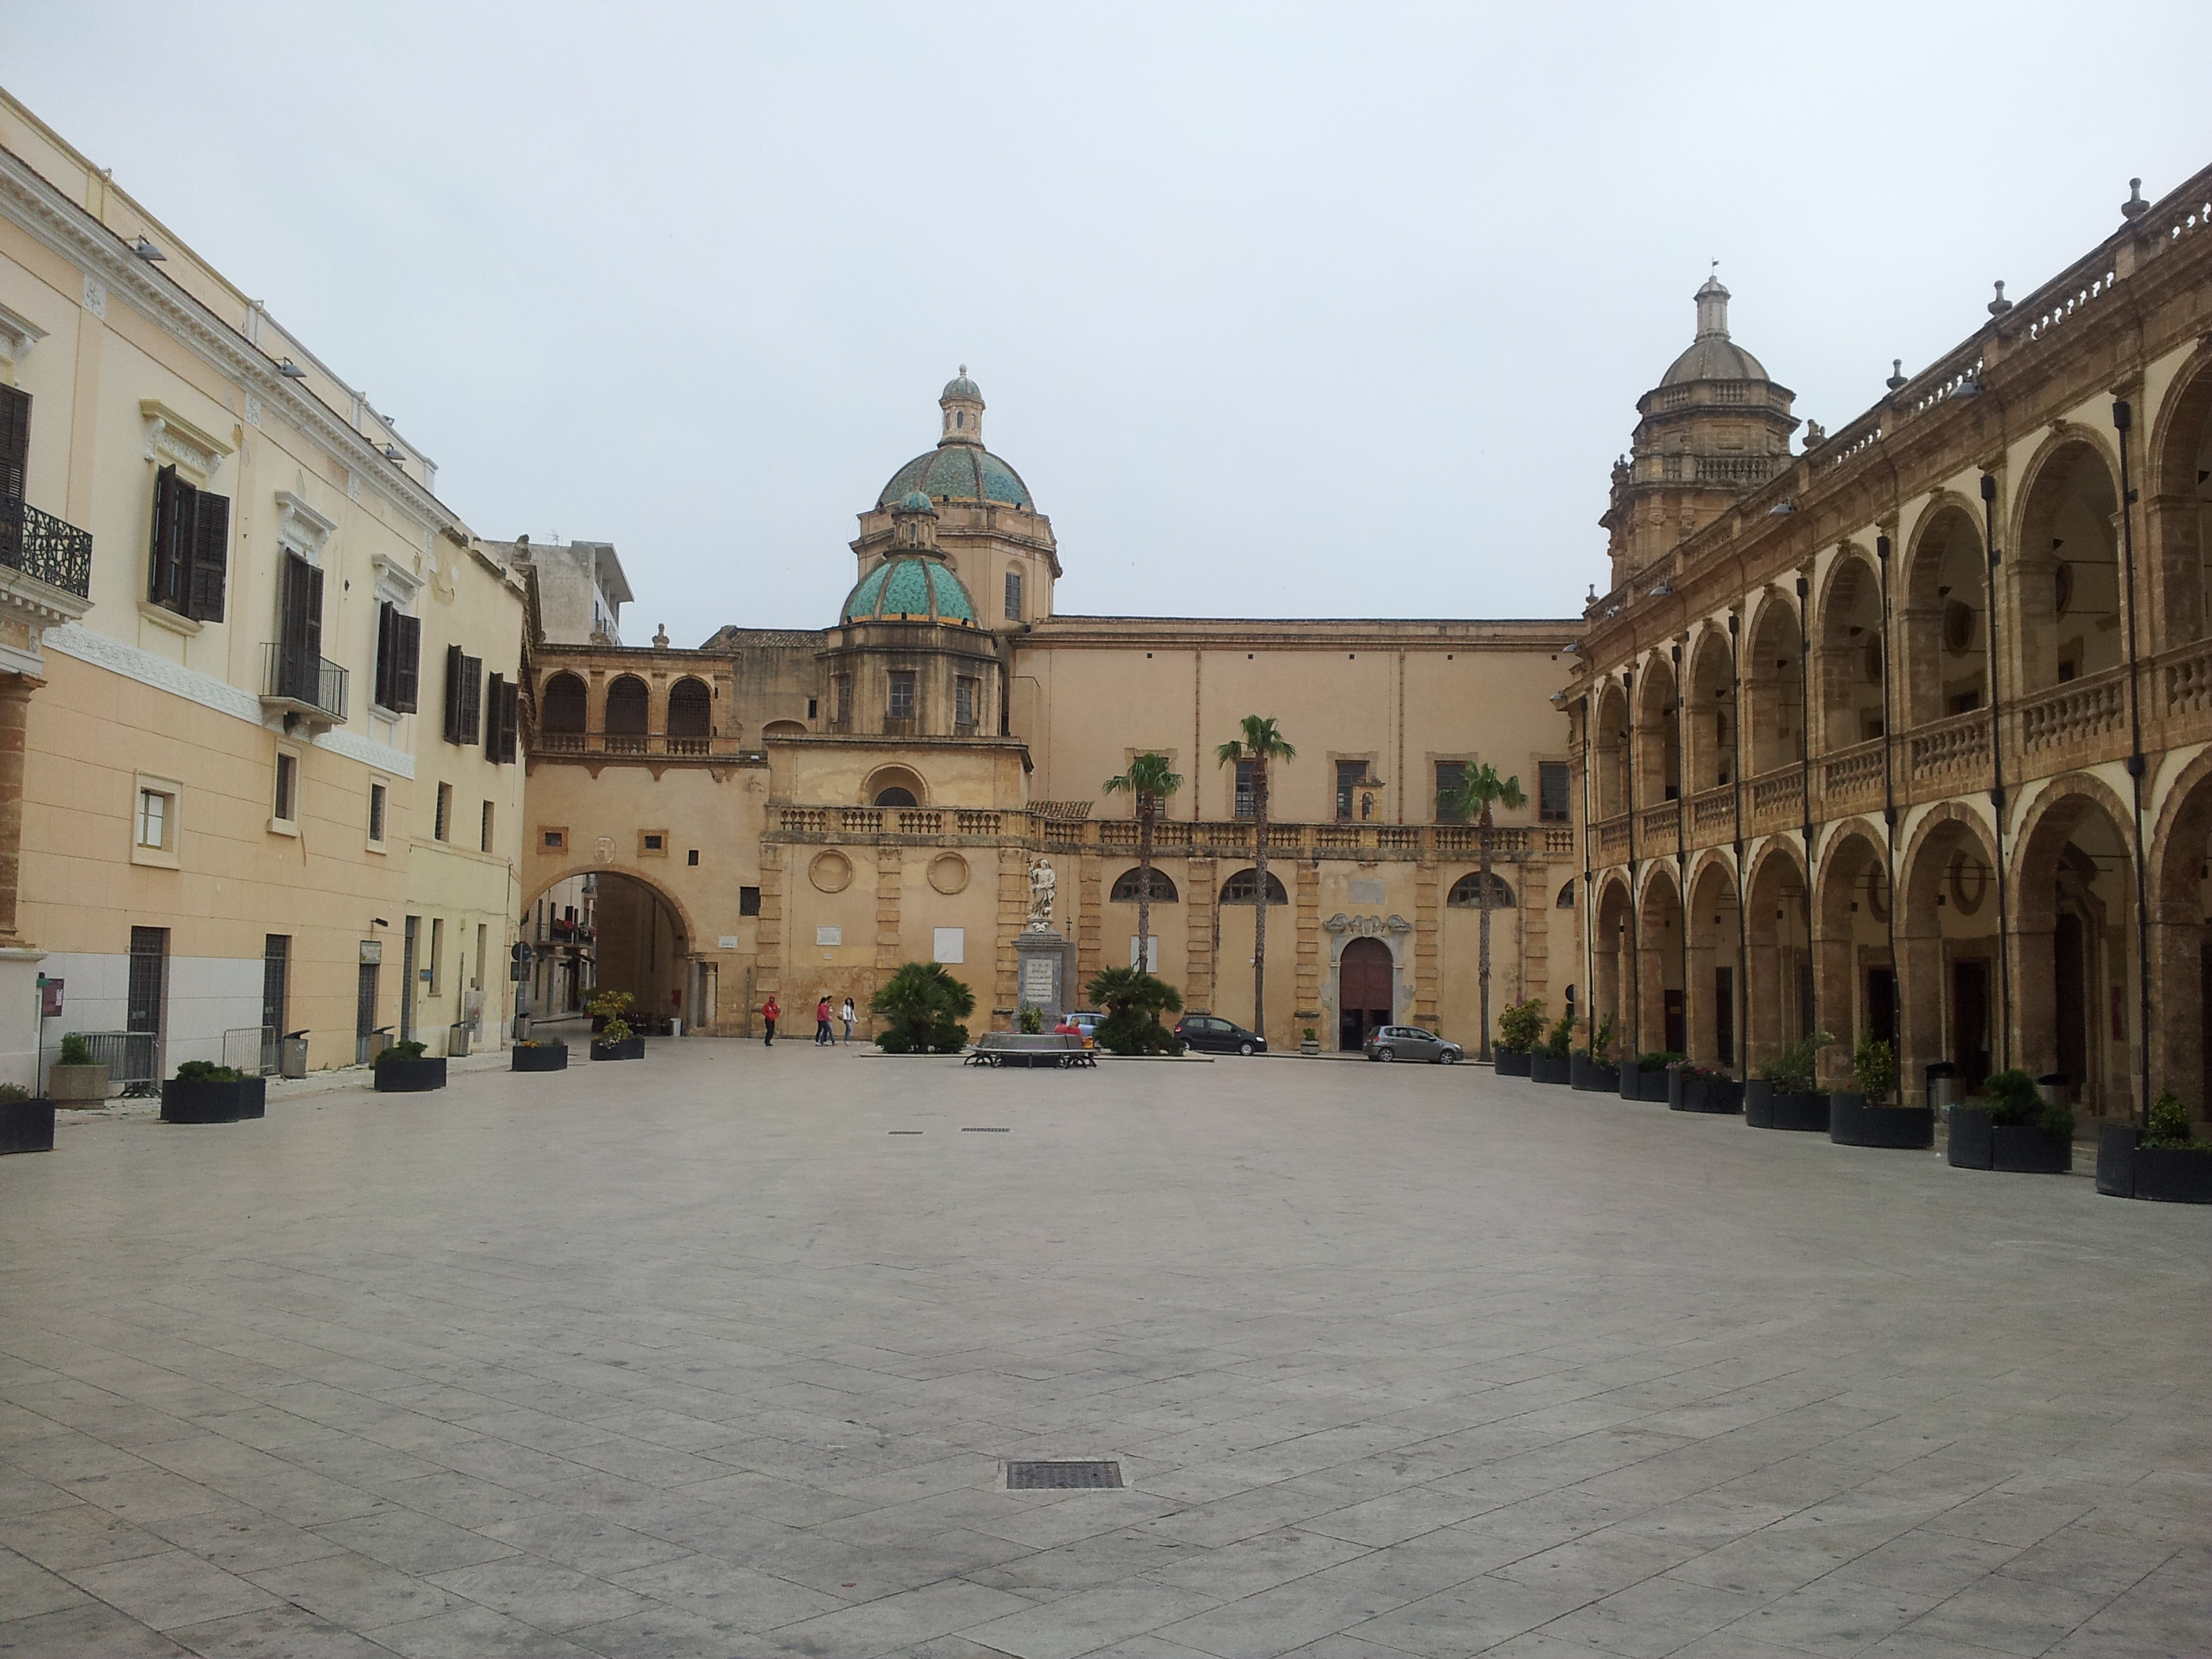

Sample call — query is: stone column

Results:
[0,674,35,945]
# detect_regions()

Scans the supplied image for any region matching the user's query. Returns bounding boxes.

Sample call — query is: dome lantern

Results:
[939,365,985,448]
[890,489,940,552]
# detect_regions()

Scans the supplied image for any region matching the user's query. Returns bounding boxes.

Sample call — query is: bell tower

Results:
[939,368,985,447]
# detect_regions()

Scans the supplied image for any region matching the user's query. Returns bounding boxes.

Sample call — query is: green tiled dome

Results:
[840,556,977,626]
[877,445,1032,510]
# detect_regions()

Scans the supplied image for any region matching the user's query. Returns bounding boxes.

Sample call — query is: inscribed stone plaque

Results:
[816,926,842,947]
[934,926,965,964]
[1349,878,1387,905]
[1021,956,1057,1003]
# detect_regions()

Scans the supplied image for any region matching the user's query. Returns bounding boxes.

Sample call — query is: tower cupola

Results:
[939,367,985,447]
[1694,274,1731,339]
[890,488,941,553]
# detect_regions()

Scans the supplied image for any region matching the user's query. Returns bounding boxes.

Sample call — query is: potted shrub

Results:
[47,1033,109,1106]
[373,1040,448,1092]
[1829,1031,1932,1149]
[1666,1062,1742,1114]
[1748,1030,1832,1131]
[1948,1069,2071,1172]
[0,1082,54,1153]
[1085,966,1186,1057]
[1625,1051,1681,1103]
[1570,1016,1618,1093]
[1299,1025,1320,1057]
[587,991,647,1061]
[511,1038,569,1073]
[2097,1090,2212,1204]
[1494,998,1544,1078]
[162,1061,259,1123]
[1532,1012,1575,1085]
[867,963,979,1054]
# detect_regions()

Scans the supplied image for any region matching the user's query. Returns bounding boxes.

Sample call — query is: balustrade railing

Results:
[2016,670,2126,756]
[1639,801,1680,843]
[1906,710,1990,785]
[1688,785,1736,835]
[1820,739,1884,807]
[1747,766,1804,828]
[532,729,745,758]
[2164,640,2212,719]
[1594,814,1631,860]
[0,497,94,598]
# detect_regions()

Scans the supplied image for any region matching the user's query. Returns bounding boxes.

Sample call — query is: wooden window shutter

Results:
[304,562,324,673]
[484,673,504,758]
[375,602,400,709]
[188,491,229,622]
[391,613,421,712]
[0,384,28,501]
[150,464,196,609]
[443,644,464,742]
[278,552,322,700]
[498,675,519,763]
[460,655,483,744]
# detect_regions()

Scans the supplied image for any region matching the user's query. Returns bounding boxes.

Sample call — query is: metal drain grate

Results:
[1007,1460,1123,1490]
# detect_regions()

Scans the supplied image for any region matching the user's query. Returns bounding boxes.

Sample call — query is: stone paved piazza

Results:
[1,1044,2205,1658]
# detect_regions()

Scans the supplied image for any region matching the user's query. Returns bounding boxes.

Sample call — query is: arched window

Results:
[1557,880,1576,909]
[1218,867,1288,905]
[1448,871,1516,908]
[667,677,711,737]
[762,719,807,739]
[874,787,919,808]
[1110,867,1180,903]
[605,675,649,734]
[541,672,586,734]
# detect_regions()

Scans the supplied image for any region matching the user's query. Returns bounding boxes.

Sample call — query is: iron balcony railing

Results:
[260,642,349,721]
[0,495,93,598]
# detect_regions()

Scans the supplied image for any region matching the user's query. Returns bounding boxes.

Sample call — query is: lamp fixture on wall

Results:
[132,237,166,262]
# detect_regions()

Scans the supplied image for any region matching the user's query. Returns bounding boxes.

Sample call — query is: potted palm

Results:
[1438,764,1527,1062]
[2097,1090,2212,1204]
[1748,1030,1832,1131]
[871,962,975,1054]
[373,1040,447,1091]
[1570,1015,1618,1092]
[0,1082,54,1153]
[1829,1031,1932,1149]
[163,1060,262,1122]
[47,1033,109,1106]
[588,991,646,1061]
[1494,998,1544,1077]
[1948,1069,2071,1172]
[511,1038,569,1072]
[1214,716,1295,1044]
[1531,1012,1574,1084]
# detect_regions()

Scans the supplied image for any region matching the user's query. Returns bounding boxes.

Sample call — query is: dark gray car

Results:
[1363,1025,1462,1063]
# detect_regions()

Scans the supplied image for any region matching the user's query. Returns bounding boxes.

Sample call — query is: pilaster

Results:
[1412,859,1439,1025]
[1186,856,1216,1011]
[1294,858,1320,1016]
[1076,851,1102,988]
[756,842,784,998]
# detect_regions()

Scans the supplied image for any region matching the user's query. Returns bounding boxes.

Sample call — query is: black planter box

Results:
[1494,1050,1532,1078]
[1770,1092,1830,1132]
[161,1078,254,1123]
[1950,1107,2068,1172]
[1667,1069,1689,1109]
[1617,1061,1642,1101]
[1698,1077,1744,1114]
[2095,1122,2136,1195]
[2134,1145,2212,1202]
[0,1097,55,1153]
[512,1044,570,1073]
[1948,1105,1994,1168]
[1531,1051,1570,1085]
[1570,1055,1618,1092]
[1638,1069,1672,1103]
[373,1057,447,1092]
[590,1037,646,1061]
[1744,1080,1774,1127]
[1830,1092,1934,1149]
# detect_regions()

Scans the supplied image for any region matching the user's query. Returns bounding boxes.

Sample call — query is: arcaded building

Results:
[519,373,1583,1046]
[1568,168,2212,1126]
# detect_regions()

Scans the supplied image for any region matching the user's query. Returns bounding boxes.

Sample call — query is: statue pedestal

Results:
[1015,929,1077,1026]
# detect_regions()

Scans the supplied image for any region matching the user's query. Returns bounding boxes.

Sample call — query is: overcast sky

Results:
[9,3,2205,640]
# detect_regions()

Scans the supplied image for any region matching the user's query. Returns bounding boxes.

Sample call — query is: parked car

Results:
[1364,1025,1462,1064]
[1174,1015,1267,1055]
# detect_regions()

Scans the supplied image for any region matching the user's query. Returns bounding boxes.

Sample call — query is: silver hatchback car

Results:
[1363,1025,1463,1064]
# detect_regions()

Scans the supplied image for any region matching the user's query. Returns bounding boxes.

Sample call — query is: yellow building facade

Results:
[520,377,1583,1049]
[0,90,527,1088]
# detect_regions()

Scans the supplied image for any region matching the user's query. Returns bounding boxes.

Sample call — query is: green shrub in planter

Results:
[872,962,977,1054]
[1496,998,1547,1055]
[163,1061,258,1123]
[1851,1031,1898,1104]
[0,1082,54,1153]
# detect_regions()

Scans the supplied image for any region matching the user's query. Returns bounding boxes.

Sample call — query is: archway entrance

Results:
[522,869,702,1036]
[1338,937,1393,1050]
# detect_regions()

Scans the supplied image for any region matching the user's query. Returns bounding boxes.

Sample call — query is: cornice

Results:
[0,144,470,544]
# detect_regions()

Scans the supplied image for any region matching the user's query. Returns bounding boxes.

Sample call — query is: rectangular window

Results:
[1539,761,1571,823]
[485,674,518,762]
[262,935,289,1048]
[1004,569,1023,621]
[806,697,817,720]
[1234,760,1256,819]
[888,669,916,720]
[1435,762,1469,823]
[368,781,388,845]
[955,676,977,727]
[128,926,167,1039]
[643,833,664,852]
[833,674,851,724]
[273,752,298,824]
[136,787,169,849]
[0,382,28,503]
[429,916,445,996]
[739,886,762,917]
[542,828,565,851]
[1335,760,1366,821]
[434,782,451,841]
[373,602,422,713]
[443,644,483,745]
[274,551,325,703]
[480,800,495,853]
[148,465,230,622]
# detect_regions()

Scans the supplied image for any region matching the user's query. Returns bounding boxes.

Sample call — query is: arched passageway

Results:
[2147,351,2212,649]
[1687,857,1742,1068]
[1898,811,2003,1096]
[1900,504,1988,728]
[1744,594,1804,779]
[1813,825,1893,1086]
[1816,553,1885,752]
[521,869,703,1035]
[1637,865,1685,1057]
[2013,785,2135,1114]
[1594,682,1630,819]
[2152,759,2212,1128]
[1744,841,1809,1074]
[1633,657,1680,809]
[1593,877,1633,1055]
[1684,630,1737,795]
[2014,442,2121,693]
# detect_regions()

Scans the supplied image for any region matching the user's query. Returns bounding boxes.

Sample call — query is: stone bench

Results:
[966,1033,1095,1069]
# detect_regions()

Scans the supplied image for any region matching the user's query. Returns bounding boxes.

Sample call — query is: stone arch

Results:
[2146,744,2212,1123]
[1813,819,1893,1082]
[1896,802,2003,1094]
[1683,626,1738,794]
[2010,773,2137,1113]
[1334,935,1395,1050]
[863,764,928,808]
[2143,342,2212,649]
[1446,869,1515,907]
[1632,651,1680,809]
[2010,430,2123,695]
[1635,860,1685,1055]
[666,676,712,738]
[1814,546,1885,752]
[1109,866,1179,903]
[520,863,703,1030]
[604,674,649,735]
[1593,680,1631,820]
[1743,836,1810,1073]
[1220,867,1289,905]
[1899,493,1989,728]
[1686,849,1743,1067]
[1742,589,1805,777]
[541,671,586,735]
[1593,872,1634,1052]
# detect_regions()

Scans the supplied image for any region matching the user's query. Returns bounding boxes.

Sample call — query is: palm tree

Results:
[1215,716,1296,1040]
[1441,762,1527,1063]
[1101,752,1183,972]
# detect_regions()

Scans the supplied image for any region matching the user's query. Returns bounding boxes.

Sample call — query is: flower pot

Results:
[1617,1061,1642,1101]
[373,1057,447,1092]
[590,1037,646,1061]
[0,1097,56,1153]
[1531,1051,1570,1085]
[1298,1040,1319,1057]
[1829,1091,1933,1149]
[46,1063,108,1106]
[1769,1091,1829,1132]
[1947,1105,1994,1168]
[1744,1080,1774,1128]
[161,1078,252,1123]
[1494,1050,1532,1077]
[512,1043,570,1072]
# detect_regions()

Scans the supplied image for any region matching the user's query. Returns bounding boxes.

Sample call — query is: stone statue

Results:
[1026,855,1057,933]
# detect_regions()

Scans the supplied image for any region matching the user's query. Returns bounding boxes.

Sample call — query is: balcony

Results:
[0,497,93,600]
[766,809,1572,863]
[533,729,751,760]
[260,642,347,735]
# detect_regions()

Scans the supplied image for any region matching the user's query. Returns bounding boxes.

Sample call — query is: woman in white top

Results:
[839,998,856,1044]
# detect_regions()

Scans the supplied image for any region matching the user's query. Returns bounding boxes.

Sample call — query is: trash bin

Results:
[447,1023,470,1059]
[1925,1061,1959,1113]
[280,1031,310,1079]
[2036,1072,2071,1107]
[670,1017,682,1038]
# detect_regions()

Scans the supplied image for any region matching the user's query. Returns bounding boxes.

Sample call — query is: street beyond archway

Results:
[0,1047,2203,1657]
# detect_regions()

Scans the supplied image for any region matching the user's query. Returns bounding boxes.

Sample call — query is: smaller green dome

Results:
[840,556,977,626]
[895,489,935,513]
[942,371,981,402]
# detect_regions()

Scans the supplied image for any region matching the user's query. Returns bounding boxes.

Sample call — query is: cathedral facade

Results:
[517,374,1582,1048]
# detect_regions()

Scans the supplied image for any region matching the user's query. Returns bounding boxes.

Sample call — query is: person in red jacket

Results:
[814,996,834,1046]
[761,996,779,1046]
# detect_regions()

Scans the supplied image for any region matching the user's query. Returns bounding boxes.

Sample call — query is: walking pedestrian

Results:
[761,995,779,1046]
[840,997,855,1044]
[814,996,834,1046]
